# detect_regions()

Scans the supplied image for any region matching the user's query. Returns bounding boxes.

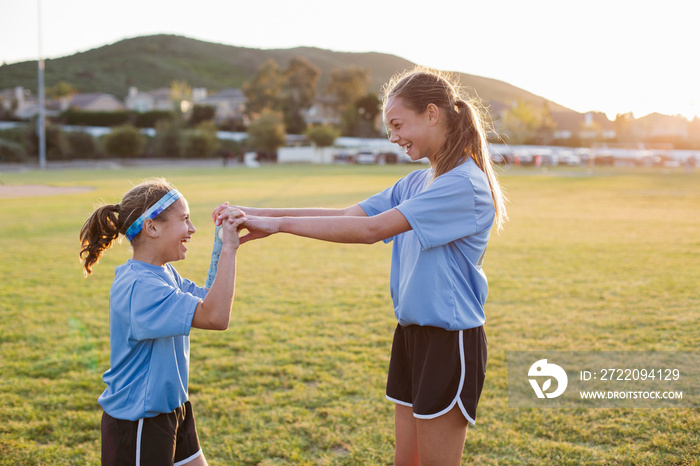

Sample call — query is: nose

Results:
[389,131,399,143]
[188,220,196,234]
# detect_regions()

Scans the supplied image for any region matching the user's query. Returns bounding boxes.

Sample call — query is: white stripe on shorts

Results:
[136,418,144,466]
[175,449,203,466]
[386,394,413,407]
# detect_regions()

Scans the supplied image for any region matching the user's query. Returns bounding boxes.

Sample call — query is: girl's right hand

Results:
[218,208,246,249]
[238,216,280,245]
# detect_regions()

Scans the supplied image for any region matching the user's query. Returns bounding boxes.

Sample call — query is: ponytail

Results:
[382,67,508,232]
[79,177,176,276]
[79,203,123,276]
[450,97,509,234]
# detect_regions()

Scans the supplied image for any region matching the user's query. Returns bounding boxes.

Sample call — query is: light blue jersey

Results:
[358,159,495,330]
[98,260,207,421]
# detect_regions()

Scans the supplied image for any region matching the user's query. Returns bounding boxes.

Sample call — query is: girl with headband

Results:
[80,178,245,466]
[215,68,507,465]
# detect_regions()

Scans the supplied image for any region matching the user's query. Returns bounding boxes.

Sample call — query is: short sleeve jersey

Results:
[98,260,207,421]
[358,159,495,330]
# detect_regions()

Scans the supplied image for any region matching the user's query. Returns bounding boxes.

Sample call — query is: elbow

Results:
[211,315,230,331]
[362,226,385,244]
[194,300,232,330]
[215,323,230,331]
[200,308,231,330]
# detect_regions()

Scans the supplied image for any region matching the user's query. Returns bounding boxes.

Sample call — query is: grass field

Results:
[0,163,698,465]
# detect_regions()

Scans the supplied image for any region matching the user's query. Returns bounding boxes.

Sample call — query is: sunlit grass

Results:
[0,163,698,464]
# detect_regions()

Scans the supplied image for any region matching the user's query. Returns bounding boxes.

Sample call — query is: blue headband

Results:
[125,189,182,241]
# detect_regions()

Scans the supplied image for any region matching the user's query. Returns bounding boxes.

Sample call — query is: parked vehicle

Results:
[355,151,377,164]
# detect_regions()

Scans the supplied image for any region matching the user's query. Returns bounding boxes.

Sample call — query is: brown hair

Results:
[79,178,177,276]
[382,67,508,232]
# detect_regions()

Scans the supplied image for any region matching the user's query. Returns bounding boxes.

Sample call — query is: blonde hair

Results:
[382,67,508,232]
[79,178,177,276]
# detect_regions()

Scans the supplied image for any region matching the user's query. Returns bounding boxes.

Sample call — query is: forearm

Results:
[238,207,406,246]
[239,205,360,217]
[197,246,237,329]
[276,215,387,244]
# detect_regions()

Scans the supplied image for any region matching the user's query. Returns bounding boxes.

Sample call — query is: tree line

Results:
[497,99,700,150]
[0,56,384,162]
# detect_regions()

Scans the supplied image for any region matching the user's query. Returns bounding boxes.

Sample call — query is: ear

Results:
[142,218,159,238]
[425,103,440,127]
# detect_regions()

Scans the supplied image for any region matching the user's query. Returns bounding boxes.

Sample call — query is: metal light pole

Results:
[37,0,46,169]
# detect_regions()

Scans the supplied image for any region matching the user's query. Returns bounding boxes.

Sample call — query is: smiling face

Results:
[150,198,196,264]
[384,96,445,163]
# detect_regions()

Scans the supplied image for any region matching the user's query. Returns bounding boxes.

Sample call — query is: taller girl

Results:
[222,68,507,465]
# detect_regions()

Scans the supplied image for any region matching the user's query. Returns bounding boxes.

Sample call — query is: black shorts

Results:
[101,401,202,466]
[386,324,487,425]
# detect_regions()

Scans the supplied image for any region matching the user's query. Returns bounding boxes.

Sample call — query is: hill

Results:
[0,34,574,113]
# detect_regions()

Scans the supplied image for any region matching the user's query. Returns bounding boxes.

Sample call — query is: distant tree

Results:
[48,81,78,100]
[45,125,68,160]
[243,59,284,116]
[189,105,216,127]
[23,123,66,160]
[281,57,320,134]
[62,131,101,159]
[324,67,371,136]
[356,92,381,122]
[185,121,220,158]
[346,92,381,137]
[614,112,636,143]
[534,102,556,145]
[0,139,28,162]
[102,125,145,158]
[170,80,192,116]
[689,117,700,148]
[305,124,340,148]
[325,67,371,111]
[133,110,173,128]
[61,109,129,127]
[151,119,184,158]
[247,109,286,154]
[499,99,541,144]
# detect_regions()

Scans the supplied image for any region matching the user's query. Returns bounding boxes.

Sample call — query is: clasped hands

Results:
[212,202,278,245]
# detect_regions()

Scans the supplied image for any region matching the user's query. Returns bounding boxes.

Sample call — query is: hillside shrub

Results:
[133,111,173,128]
[305,124,340,147]
[0,139,28,162]
[102,125,145,158]
[247,109,286,154]
[150,120,184,158]
[188,105,216,127]
[61,109,130,127]
[44,125,67,161]
[62,131,101,159]
[185,122,220,158]
[0,126,29,147]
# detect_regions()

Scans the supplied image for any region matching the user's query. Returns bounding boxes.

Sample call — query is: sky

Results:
[2,0,698,120]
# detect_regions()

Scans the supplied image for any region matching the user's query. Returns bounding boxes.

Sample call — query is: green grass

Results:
[0,163,698,465]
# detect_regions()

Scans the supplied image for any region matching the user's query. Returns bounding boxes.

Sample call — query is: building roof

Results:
[209,88,244,99]
[70,93,118,107]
